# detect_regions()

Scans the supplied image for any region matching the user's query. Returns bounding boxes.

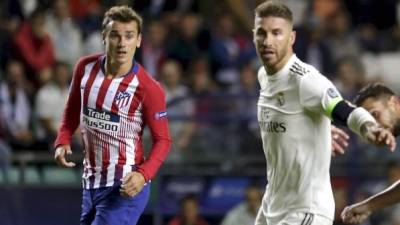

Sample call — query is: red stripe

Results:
[96,78,112,110]
[115,141,126,180]
[87,130,96,189]
[96,75,112,187]
[83,60,101,106]
[100,132,110,186]
[94,76,113,186]
[127,84,144,119]
[134,138,144,165]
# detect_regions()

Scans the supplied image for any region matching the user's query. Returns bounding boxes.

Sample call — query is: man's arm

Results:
[331,125,349,156]
[341,180,400,224]
[136,79,171,181]
[334,102,396,151]
[120,74,171,197]
[299,73,396,151]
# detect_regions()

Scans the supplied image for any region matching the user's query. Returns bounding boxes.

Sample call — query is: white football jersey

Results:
[257,54,342,222]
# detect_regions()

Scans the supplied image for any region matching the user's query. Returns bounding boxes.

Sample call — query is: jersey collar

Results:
[100,55,139,77]
[266,54,297,81]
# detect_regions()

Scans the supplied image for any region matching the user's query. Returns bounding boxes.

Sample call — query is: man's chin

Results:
[115,58,128,65]
[262,59,277,68]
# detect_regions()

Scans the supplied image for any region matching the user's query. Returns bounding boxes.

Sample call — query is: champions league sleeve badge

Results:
[327,88,339,98]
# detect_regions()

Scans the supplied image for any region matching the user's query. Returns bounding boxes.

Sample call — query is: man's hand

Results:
[120,171,146,198]
[54,145,76,168]
[361,122,397,151]
[341,202,372,224]
[331,125,349,156]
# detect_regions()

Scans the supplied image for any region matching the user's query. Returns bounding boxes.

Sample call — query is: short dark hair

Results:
[353,83,395,106]
[255,1,293,23]
[102,6,143,34]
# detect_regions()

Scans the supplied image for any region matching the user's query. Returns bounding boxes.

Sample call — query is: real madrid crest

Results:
[277,92,285,106]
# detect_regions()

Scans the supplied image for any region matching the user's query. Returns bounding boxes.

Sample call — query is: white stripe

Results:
[102,80,120,111]
[80,61,96,88]
[79,62,96,126]
[106,165,116,186]
[87,75,104,109]
[125,138,136,165]
[122,165,133,179]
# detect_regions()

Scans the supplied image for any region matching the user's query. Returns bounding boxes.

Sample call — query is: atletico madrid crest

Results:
[114,91,131,109]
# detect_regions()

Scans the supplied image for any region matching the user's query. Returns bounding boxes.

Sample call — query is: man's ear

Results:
[389,95,399,108]
[290,30,296,46]
[136,34,142,48]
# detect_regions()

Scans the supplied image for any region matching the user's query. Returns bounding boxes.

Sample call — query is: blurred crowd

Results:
[0,0,400,224]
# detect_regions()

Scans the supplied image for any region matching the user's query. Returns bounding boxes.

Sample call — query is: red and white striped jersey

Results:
[55,54,171,189]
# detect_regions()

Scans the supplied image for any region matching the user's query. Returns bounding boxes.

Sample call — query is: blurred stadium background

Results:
[1,0,400,225]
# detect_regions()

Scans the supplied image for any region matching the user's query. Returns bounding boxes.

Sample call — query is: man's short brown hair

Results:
[255,1,293,23]
[102,6,143,34]
[353,83,395,106]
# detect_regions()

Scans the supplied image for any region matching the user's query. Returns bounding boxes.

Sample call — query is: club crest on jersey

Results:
[277,92,285,106]
[114,91,131,109]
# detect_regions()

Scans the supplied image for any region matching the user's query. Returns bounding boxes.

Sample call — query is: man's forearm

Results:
[365,180,400,211]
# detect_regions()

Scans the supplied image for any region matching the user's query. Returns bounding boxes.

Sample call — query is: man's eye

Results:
[273,30,281,35]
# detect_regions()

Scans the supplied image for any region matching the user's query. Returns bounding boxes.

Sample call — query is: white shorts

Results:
[255,208,333,225]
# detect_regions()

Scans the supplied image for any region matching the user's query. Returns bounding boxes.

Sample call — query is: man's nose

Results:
[263,34,273,46]
[118,37,126,47]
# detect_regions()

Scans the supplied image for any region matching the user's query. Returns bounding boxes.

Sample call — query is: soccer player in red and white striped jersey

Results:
[54,6,171,225]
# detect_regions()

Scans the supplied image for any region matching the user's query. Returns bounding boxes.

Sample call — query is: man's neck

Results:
[105,58,133,79]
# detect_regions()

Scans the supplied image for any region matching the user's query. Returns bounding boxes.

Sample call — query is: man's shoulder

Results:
[289,56,318,78]
[256,66,267,88]
[290,58,329,88]
[136,63,164,92]
[75,53,103,68]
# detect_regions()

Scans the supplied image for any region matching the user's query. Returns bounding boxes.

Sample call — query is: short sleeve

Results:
[299,72,343,119]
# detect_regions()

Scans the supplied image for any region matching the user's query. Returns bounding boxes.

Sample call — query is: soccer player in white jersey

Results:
[341,83,400,224]
[53,6,171,225]
[252,2,396,225]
